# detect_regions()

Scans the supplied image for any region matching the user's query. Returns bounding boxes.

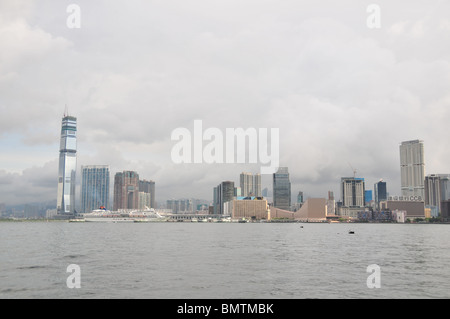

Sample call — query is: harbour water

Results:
[0,222,449,299]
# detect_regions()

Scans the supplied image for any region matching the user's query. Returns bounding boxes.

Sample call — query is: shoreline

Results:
[0,218,449,225]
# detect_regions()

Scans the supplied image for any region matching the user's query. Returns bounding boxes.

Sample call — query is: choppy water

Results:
[0,222,449,299]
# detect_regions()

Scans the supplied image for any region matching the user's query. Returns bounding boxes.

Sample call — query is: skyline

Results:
[1,1,450,206]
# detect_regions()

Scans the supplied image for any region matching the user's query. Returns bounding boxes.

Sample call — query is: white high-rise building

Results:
[400,140,425,200]
[240,172,261,197]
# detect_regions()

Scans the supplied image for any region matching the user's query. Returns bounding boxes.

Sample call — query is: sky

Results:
[1,0,449,207]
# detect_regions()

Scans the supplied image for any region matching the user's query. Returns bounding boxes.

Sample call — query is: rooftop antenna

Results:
[64,104,69,117]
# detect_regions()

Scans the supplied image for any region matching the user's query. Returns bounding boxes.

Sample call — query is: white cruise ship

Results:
[80,207,166,223]
[129,207,167,222]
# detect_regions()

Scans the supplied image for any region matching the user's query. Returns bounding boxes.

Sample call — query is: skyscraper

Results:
[273,167,291,210]
[240,172,261,197]
[253,173,261,197]
[374,179,387,209]
[400,140,425,200]
[339,177,365,218]
[213,181,235,214]
[56,114,77,217]
[425,174,450,213]
[81,165,110,213]
[113,171,140,210]
[341,177,365,207]
[297,191,304,204]
[139,179,156,208]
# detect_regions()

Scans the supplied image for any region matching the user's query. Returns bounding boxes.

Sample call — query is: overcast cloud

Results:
[1,0,449,207]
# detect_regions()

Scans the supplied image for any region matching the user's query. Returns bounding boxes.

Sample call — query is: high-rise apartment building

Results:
[81,165,110,213]
[113,171,140,210]
[400,140,425,200]
[425,174,450,214]
[253,173,261,197]
[167,199,193,213]
[327,191,335,215]
[56,114,77,217]
[240,172,261,197]
[273,167,291,210]
[425,175,441,207]
[139,179,156,208]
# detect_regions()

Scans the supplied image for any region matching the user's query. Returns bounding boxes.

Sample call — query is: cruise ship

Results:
[79,207,167,223]
[129,208,167,222]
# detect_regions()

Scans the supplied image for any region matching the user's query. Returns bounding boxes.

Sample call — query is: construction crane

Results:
[348,162,357,178]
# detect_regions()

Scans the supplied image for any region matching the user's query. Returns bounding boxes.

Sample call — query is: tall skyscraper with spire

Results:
[56,112,77,217]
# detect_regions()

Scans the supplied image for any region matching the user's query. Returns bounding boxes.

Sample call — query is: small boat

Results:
[69,218,85,222]
[348,230,355,234]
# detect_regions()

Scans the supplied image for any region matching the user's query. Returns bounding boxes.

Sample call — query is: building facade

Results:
[273,167,291,211]
[294,198,328,221]
[341,177,365,207]
[229,198,268,220]
[240,172,261,197]
[339,177,365,218]
[374,180,387,209]
[113,171,140,210]
[400,140,425,200]
[56,115,77,217]
[167,199,193,213]
[386,199,425,219]
[139,179,155,208]
[213,181,235,214]
[81,165,110,213]
[139,192,151,209]
[425,174,450,215]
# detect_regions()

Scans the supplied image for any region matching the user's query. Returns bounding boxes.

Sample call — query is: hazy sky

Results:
[1,0,449,207]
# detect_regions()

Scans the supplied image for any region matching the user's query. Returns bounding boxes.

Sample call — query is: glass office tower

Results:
[56,115,77,216]
[273,167,291,210]
[374,180,387,209]
[81,165,110,213]
[213,181,235,215]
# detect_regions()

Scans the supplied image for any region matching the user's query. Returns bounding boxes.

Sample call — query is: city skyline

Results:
[1,1,450,207]
[2,107,449,211]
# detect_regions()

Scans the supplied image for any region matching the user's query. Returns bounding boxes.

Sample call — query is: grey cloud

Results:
[0,1,449,205]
